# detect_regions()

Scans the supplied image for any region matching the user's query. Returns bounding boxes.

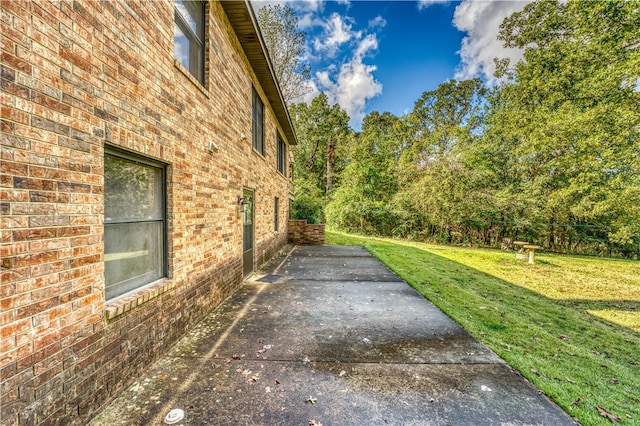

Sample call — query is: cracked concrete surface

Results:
[90,245,575,425]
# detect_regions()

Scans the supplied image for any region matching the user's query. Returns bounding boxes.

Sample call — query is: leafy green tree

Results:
[408,78,486,161]
[257,4,311,105]
[290,178,325,224]
[326,112,409,234]
[393,79,489,242]
[290,93,351,197]
[491,0,640,251]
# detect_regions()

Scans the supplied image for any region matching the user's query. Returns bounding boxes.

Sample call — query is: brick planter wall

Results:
[0,2,292,425]
[288,220,326,245]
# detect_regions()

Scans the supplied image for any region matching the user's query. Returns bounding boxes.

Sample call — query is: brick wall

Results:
[288,220,326,245]
[1,1,292,424]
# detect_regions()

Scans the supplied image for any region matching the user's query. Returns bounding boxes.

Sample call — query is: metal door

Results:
[242,189,254,278]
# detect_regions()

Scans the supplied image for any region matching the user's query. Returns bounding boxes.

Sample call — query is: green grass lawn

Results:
[327,231,640,425]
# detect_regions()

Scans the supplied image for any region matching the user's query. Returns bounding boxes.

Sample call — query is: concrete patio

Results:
[90,245,575,425]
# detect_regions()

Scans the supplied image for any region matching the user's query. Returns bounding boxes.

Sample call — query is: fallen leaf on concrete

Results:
[309,421,323,426]
[232,354,241,360]
[596,406,620,423]
[339,370,346,377]
[265,386,271,393]
[156,375,166,381]
[275,380,281,385]
[306,396,317,404]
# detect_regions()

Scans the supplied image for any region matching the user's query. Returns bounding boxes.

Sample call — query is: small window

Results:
[174,0,205,84]
[274,197,279,232]
[104,149,166,300]
[252,87,264,154]
[276,132,286,176]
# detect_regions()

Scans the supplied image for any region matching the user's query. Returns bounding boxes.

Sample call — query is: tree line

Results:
[259,0,640,257]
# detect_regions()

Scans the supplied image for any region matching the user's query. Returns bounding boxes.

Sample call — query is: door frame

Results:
[242,188,254,278]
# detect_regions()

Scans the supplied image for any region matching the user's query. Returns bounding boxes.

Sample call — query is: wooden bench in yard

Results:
[512,241,542,264]
[513,241,529,260]
[523,244,541,264]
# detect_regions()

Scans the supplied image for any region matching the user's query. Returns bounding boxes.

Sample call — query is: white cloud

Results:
[292,79,321,104]
[298,12,316,29]
[291,0,326,30]
[452,0,531,85]
[368,15,386,29]
[313,13,361,58]
[316,70,332,87]
[317,35,383,128]
[354,33,378,59]
[284,2,383,127]
[291,0,324,13]
[417,0,449,11]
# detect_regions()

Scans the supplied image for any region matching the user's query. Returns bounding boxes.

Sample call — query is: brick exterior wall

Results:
[1,1,292,425]
[288,220,326,245]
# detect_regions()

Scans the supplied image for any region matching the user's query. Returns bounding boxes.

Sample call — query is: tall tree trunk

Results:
[326,136,336,195]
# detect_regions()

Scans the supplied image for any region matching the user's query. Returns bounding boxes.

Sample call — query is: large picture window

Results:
[277,132,286,176]
[104,149,166,300]
[252,86,264,154]
[174,0,205,84]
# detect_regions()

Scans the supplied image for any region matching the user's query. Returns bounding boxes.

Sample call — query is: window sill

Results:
[105,278,174,320]
[173,59,209,98]
[252,147,266,159]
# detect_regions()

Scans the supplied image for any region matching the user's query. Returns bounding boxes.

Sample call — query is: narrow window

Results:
[274,197,279,232]
[276,132,287,176]
[252,86,264,154]
[104,149,166,300]
[174,0,205,84]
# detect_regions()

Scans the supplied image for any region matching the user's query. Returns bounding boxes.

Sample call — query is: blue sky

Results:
[255,1,529,129]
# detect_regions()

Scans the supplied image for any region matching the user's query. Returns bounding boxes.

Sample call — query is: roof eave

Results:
[220,0,298,146]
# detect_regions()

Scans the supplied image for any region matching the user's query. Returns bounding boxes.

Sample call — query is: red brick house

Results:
[1,1,296,424]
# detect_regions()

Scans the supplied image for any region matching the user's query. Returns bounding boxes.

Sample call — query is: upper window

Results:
[104,149,166,300]
[174,0,205,85]
[276,132,287,176]
[274,197,279,232]
[252,87,264,154]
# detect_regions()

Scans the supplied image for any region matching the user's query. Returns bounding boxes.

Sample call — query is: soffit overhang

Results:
[220,0,298,146]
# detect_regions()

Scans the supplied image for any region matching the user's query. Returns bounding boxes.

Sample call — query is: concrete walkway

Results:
[91,245,575,425]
